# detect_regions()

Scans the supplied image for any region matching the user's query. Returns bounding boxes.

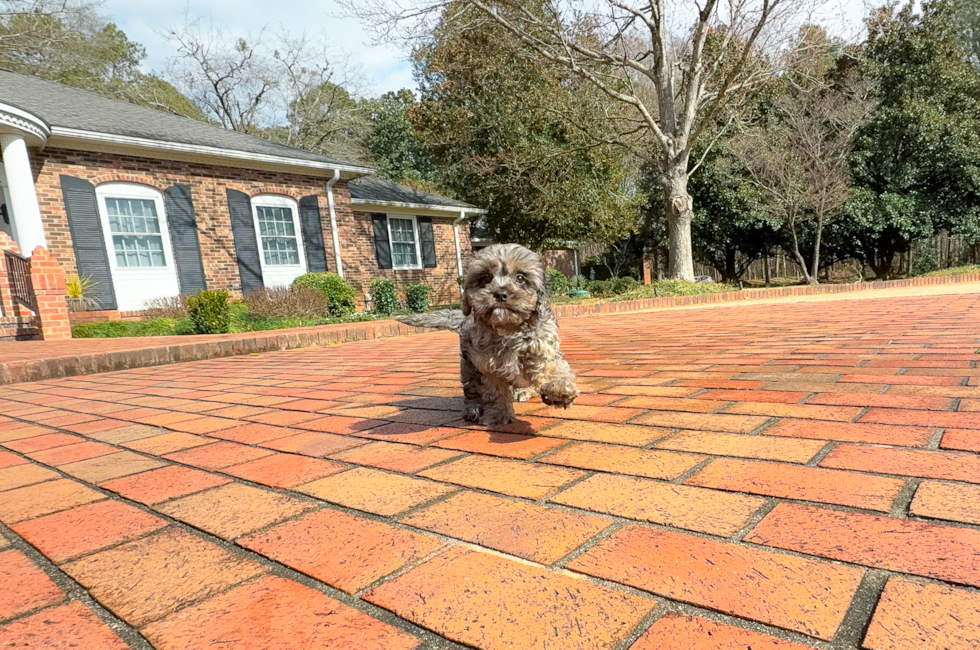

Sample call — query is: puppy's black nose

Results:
[493,290,508,302]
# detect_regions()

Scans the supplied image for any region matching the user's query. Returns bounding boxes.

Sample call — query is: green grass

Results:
[551,279,735,305]
[72,303,377,339]
[71,318,194,338]
[918,264,980,277]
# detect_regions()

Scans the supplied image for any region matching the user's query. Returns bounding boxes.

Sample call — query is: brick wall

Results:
[29,147,472,309]
[346,210,471,307]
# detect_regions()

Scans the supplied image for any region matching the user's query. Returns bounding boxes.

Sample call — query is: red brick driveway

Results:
[1,293,979,649]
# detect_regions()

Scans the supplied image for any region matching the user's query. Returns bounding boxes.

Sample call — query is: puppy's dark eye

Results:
[516,273,528,285]
[476,274,491,287]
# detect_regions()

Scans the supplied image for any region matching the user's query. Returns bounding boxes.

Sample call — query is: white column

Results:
[0,134,46,255]
[326,169,344,278]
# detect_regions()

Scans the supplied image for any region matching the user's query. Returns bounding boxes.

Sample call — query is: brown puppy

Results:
[397,243,578,425]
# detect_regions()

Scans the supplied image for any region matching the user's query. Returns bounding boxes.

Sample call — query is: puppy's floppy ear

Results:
[461,289,472,316]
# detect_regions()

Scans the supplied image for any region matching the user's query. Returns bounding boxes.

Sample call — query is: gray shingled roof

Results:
[348,176,479,210]
[0,70,368,169]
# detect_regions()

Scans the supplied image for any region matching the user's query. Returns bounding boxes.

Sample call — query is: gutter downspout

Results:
[326,169,343,277]
[453,210,466,295]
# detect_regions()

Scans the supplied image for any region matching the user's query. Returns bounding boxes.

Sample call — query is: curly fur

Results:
[397,243,579,425]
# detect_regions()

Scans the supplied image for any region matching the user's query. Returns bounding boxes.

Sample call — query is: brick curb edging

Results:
[549,272,980,318]
[0,321,417,385]
[2,272,979,385]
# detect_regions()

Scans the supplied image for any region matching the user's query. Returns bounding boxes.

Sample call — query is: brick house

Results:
[0,70,482,319]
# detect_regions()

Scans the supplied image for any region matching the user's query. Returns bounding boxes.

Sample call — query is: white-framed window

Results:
[251,194,307,287]
[106,196,166,267]
[387,215,422,270]
[96,184,172,271]
[94,182,180,312]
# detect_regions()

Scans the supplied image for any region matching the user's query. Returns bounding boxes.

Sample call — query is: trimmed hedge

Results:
[187,289,231,334]
[370,279,398,316]
[406,283,432,313]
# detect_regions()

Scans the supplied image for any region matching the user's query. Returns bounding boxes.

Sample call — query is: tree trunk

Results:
[664,166,695,281]
[786,215,812,284]
[725,248,737,283]
[809,214,824,285]
[764,254,771,286]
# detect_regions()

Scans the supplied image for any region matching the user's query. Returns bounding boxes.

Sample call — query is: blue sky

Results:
[103,0,415,96]
[103,0,873,99]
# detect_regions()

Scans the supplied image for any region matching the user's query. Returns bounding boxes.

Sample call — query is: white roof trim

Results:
[48,126,375,175]
[351,197,487,215]
[0,102,50,145]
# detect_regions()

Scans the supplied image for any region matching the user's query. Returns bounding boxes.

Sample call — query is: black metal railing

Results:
[4,250,37,314]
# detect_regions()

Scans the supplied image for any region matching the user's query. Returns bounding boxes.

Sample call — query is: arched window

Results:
[95,183,179,311]
[251,194,307,287]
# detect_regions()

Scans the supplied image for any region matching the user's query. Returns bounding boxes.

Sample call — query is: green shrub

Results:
[405,283,432,313]
[585,279,616,298]
[173,317,196,335]
[293,272,357,316]
[569,274,588,290]
[547,269,570,296]
[370,279,398,316]
[611,276,640,294]
[187,289,231,334]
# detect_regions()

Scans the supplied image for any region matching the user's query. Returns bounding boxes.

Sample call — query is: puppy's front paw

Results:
[479,412,517,426]
[463,405,482,422]
[540,381,579,409]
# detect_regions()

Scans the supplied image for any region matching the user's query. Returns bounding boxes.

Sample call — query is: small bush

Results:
[370,279,398,317]
[143,294,188,320]
[405,283,432,313]
[569,274,588,290]
[611,276,640,294]
[585,279,616,298]
[244,286,330,319]
[293,272,356,316]
[547,269,570,296]
[187,289,231,334]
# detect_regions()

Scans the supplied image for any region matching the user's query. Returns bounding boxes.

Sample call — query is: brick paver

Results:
[2,291,980,648]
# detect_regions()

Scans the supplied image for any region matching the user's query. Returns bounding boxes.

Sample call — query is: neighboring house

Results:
[0,70,483,317]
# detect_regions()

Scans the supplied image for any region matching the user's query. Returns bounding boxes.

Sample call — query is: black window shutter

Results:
[298,194,328,273]
[226,188,263,294]
[59,175,116,310]
[371,213,392,269]
[418,217,437,268]
[164,184,207,296]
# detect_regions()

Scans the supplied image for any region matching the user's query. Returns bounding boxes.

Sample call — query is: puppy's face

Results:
[463,244,547,330]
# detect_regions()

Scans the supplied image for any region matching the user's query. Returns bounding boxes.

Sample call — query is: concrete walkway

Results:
[0,292,979,649]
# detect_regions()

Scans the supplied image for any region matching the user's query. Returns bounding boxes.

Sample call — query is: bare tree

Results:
[165,21,371,159]
[733,55,869,284]
[344,0,816,279]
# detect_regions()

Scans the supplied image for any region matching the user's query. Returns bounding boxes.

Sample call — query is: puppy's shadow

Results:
[386,396,542,439]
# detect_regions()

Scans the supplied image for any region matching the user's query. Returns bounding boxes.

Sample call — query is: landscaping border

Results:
[2,272,979,385]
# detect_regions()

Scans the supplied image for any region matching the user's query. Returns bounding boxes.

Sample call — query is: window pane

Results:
[112,234,167,268]
[393,242,418,267]
[257,204,300,265]
[389,218,416,244]
[262,236,300,266]
[106,198,161,244]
